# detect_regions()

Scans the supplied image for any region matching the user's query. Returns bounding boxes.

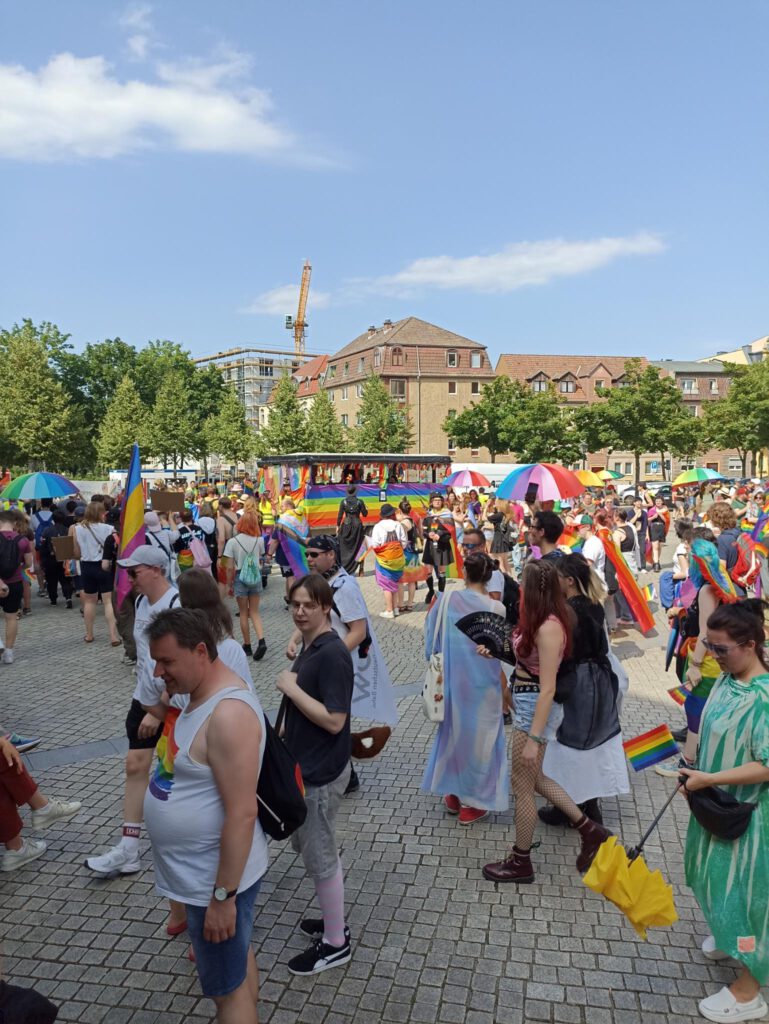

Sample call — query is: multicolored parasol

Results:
[598,469,624,481]
[0,471,79,501]
[496,463,584,502]
[672,468,726,486]
[443,470,491,488]
[575,469,605,488]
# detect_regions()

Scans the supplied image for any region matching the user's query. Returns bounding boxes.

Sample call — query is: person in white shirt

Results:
[368,504,407,619]
[70,501,120,645]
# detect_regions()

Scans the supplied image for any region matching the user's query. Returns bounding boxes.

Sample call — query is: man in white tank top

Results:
[144,607,267,1024]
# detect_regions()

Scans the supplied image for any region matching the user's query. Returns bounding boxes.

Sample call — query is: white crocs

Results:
[699,987,768,1023]
[702,934,731,961]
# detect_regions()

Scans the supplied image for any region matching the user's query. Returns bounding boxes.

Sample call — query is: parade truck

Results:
[256,453,451,533]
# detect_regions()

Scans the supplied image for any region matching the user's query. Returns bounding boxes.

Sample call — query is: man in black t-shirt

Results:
[277,574,354,978]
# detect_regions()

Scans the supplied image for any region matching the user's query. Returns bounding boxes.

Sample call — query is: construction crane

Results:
[285,259,311,356]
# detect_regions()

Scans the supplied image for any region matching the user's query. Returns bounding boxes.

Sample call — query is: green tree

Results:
[145,370,196,471]
[305,390,347,452]
[58,337,138,423]
[0,324,79,470]
[573,401,620,467]
[441,377,517,462]
[134,340,195,407]
[96,375,149,469]
[256,375,308,455]
[667,411,709,465]
[352,374,414,453]
[505,387,582,464]
[205,386,256,465]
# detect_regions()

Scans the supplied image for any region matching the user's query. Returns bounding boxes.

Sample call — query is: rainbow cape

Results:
[690,537,738,603]
[372,540,406,591]
[598,528,655,635]
[623,725,679,771]
[275,511,309,578]
[116,442,147,608]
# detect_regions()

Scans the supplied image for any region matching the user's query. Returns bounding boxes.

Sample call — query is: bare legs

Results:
[82,591,119,643]
[212,948,259,1022]
[237,596,264,646]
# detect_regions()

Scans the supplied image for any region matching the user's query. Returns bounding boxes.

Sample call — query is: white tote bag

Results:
[422,590,453,723]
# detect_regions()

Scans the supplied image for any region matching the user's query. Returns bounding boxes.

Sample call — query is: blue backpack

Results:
[34,510,53,550]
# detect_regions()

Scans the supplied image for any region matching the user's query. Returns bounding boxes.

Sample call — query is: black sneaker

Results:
[344,768,360,795]
[299,919,351,939]
[671,725,688,743]
[287,936,351,976]
[254,639,267,661]
[242,643,253,656]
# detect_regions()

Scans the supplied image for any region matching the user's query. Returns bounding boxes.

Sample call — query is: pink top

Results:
[513,615,566,676]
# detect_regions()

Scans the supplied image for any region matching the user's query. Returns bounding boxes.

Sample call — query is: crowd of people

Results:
[1,472,769,1023]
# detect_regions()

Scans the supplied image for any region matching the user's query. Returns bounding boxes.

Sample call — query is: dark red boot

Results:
[575,815,611,873]
[482,846,534,883]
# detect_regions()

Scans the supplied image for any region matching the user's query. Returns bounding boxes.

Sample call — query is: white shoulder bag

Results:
[422,590,454,723]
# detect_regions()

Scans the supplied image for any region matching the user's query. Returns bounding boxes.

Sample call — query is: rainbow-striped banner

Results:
[116,443,147,608]
[302,483,437,532]
[623,724,679,771]
[598,528,655,635]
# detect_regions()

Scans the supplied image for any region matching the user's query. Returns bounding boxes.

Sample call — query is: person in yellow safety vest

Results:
[259,490,276,541]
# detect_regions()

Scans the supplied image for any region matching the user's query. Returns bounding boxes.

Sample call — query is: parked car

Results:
[619,482,673,503]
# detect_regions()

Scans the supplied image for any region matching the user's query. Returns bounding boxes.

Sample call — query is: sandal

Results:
[84,636,94,644]
[111,640,122,647]
[166,919,188,936]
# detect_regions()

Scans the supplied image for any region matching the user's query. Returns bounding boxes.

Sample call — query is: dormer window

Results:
[531,374,548,393]
[391,347,404,367]
[559,379,576,394]
[446,351,458,368]
[358,357,365,373]
[374,349,381,368]
[470,352,482,368]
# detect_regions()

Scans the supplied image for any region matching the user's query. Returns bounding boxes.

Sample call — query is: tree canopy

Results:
[352,374,414,453]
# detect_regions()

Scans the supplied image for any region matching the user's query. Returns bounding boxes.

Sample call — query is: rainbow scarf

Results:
[116,442,147,608]
[598,527,654,634]
[276,511,309,578]
[372,540,406,592]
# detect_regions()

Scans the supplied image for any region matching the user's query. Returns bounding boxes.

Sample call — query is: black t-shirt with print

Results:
[285,631,354,786]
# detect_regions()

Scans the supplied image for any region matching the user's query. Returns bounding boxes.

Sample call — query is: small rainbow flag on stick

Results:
[642,583,657,603]
[623,725,680,771]
[667,685,689,707]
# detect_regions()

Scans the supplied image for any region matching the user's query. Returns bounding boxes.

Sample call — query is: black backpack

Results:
[501,573,520,626]
[0,533,21,581]
[256,700,307,840]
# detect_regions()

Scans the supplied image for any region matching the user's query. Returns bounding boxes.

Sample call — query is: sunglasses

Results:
[307,551,330,559]
[703,639,746,657]
[461,542,481,550]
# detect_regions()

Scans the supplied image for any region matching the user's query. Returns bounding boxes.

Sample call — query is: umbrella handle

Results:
[627,782,683,861]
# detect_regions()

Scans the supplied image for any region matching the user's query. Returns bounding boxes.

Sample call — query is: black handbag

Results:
[687,783,757,840]
[256,699,307,840]
[555,659,621,750]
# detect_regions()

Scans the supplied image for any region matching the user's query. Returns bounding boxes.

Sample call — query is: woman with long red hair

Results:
[482,559,610,884]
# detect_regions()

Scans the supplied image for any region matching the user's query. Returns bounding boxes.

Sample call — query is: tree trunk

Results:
[490,451,496,463]
[634,453,641,490]
[741,451,748,476]
[660,452,667,481]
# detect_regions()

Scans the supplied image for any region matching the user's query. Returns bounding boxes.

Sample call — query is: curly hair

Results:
[707,502,737,531]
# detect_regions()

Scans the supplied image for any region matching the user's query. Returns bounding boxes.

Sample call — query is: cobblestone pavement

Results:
[1,557,746,1023]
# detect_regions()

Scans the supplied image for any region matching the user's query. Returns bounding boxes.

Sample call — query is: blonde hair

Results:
[84,501,105,524]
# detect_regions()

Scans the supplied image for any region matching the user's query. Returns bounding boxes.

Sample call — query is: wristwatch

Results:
[212,885,237,902]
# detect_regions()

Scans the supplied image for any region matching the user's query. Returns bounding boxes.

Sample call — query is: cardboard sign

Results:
[150,490,185,513]
[51,535,76,561]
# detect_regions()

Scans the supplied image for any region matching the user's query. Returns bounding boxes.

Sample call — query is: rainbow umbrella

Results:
[496,463,584,502]
[443,470,490,488]
[598,469,624,481]
[575,469,605,488]
[672,468,726,486]
[0,471,79,501]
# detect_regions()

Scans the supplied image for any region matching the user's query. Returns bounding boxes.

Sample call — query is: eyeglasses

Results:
[703,639,746,657]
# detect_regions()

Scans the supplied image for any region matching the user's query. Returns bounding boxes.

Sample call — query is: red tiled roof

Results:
[495,353,648,403]
[329,317,488,360]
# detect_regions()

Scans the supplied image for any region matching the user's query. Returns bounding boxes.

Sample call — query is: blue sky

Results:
[1,1,767,364]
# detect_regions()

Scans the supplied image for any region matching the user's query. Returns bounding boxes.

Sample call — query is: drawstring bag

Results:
[237,538,262,587]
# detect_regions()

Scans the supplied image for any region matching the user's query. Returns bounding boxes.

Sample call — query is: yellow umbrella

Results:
[575,469,605,488]
[582,836,678,939]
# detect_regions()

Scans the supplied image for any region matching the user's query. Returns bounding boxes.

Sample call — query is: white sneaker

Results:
[1,649,14,665]
[699,987,768,1022]
[379,611,395,619]
[85,843,142,877]
[702,934,731,961]
[2,838,47,872]
[30,798,82,830]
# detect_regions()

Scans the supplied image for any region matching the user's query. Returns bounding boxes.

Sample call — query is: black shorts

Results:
[81,561,114,596]
[0,581,23,615]
[649,522,666,543]
[125,698,164,750]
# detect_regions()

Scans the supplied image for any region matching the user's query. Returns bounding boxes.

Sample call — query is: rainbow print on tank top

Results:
[149,707,180,801]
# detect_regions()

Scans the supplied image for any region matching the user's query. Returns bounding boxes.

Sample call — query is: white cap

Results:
[117,544,167,570]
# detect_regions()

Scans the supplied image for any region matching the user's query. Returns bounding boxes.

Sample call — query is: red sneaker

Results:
[443,794,461,815]
[458,806,489,826]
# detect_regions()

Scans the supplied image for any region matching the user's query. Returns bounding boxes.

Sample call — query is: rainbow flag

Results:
[598,528,655,635]
[275,511,309,578]
[443,517,465,580]
[301,482,435,532]
[623,725,680,771]
[752,513,769,557]
[642,583,657,603]
[116,442,147,608]
[667,685,689,707]
[372,540,406,591]
[242,477,255,496]
[559,525,583,551]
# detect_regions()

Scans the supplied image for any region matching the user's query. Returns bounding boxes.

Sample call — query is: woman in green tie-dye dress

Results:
[681,600,769,1021]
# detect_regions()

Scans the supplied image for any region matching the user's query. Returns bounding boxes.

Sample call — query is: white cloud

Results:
[119,4,154,61]
[0,52,306,161]
[362,232,666,297]
[240,284,332,316]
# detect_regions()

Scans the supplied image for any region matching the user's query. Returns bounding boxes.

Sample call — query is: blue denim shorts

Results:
[513,690,563,741]
[185,879,262,998]
[233,571,263,598]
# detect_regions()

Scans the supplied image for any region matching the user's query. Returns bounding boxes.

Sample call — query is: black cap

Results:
[380,503,397,517]
[306,535,337,553]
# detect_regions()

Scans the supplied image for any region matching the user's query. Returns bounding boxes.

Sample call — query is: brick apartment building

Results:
[321,317,496,459]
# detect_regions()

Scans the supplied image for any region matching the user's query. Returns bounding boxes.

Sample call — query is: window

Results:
[358,357,365,373]
[595,378,606,390]
[448,382,457,396]
[679,461,695,471]
[341,386,348,400]
[356,413,363,427]
[446,351,458,368]
[390,378,406,399]
[391,347,404,367]
[470,352,482,368]
[343,362,349,377]
[328,364,337,379]
[624,462,632,475]
[448,438,456,452]
[340,414,348,427]
[471,382,480,396]
[531,378,548,393]
[471,449,480,457]
[329,390,335,402]
[728,457,742,473]
[356,383,364,398]
[559,379,576,394]
[680,378,696,392]
[258,359,274,377]
[709,379,719,393]
[373,350,381,368]
[613,462,623,474]
[446,409,457,421]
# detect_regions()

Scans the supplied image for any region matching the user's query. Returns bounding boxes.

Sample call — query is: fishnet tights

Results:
[511,729,583,851]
